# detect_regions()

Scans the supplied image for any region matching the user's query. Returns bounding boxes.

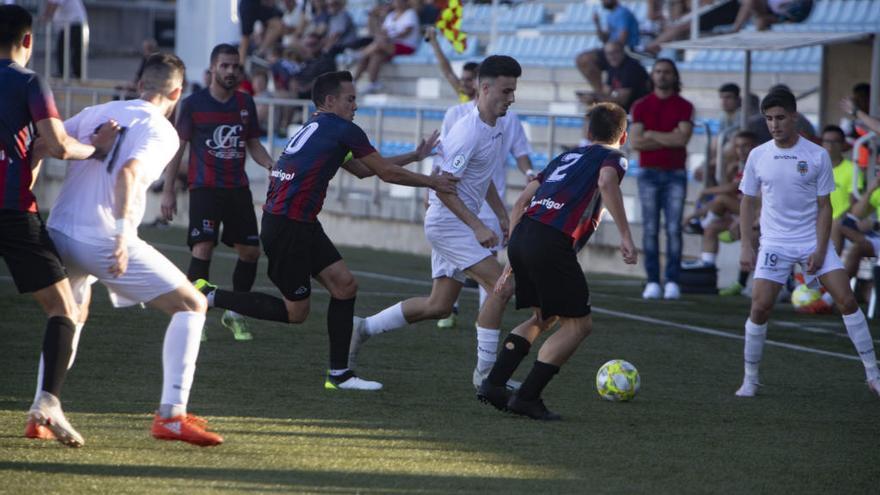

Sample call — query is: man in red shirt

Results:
[629,59,694,300]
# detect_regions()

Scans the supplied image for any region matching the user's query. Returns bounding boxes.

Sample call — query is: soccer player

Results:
[195,70,457,391]
[348,56,523,389]
[35,53,225,446]
[1,4,119,447]
[476,102,637,420]
[735,89,880,398]
[161,43,275,342]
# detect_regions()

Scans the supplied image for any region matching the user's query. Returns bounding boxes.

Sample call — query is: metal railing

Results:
[43,21,91,82]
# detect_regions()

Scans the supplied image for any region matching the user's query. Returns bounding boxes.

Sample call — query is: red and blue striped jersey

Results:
[0,59,60,212]
[525,144,627,252]
[264,112,376,222]
[176,88,261,189]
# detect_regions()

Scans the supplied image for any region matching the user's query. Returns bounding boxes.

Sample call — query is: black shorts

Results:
[188,187,260,248]
[698,0,740,32]
[239,0,283,36]
[260,212,342,301]
[507,217,591,319]
[0,210,67,294]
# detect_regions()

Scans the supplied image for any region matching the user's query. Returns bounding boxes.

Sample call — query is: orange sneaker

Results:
[25,417,55,440]
[151,413,223,447]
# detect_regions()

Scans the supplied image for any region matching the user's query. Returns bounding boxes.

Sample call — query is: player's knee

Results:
[180,290,208,314]
[191,242,213,259]
[426,300,454,319]
[835,294,858,314]
[287,306,309,324]
[238,247,260,263]
[330,277,358,300]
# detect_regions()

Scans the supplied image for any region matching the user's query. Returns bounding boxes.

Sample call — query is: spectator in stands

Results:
[41,0,87,79]
[630,59,694,300]
[425,27,477,102]
[238,0,284,61]
[718,82,742,134]
[280,0,309,47]
[840,85,878,170]
[353,0,420,93]
[747,84,815,143]
[289,30,339,98]
[322,0,364,53]
[692,82,743,184]
[841,175,880,286]
[117,38,159,99]
[644,0,740,56]
[730,0,814,32]
[575,41,650,112]
[841,91,880,136]
[823,125,859,253]
[840,83,870,140]
[575,0,640,97]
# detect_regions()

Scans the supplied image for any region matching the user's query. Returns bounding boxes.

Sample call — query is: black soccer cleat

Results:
[506,395,562,421]
[476,379,511,412]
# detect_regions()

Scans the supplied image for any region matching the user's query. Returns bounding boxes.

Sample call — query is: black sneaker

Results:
[683,217,703,235]
[476,379,511,411]
[507,395,561,421]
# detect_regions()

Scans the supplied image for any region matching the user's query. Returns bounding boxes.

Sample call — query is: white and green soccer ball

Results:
[596,359,640,401]
[791,283,821,309]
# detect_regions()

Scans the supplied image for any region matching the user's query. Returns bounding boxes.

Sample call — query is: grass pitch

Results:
[1,226,878,494]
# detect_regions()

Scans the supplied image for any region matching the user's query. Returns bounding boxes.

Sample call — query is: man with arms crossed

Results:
[162,43,275,342]
[736,89,880,398]
[196,70,457,391]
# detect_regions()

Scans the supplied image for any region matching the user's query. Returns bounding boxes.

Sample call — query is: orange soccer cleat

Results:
[151,413,223,447]
[25,417,55,440]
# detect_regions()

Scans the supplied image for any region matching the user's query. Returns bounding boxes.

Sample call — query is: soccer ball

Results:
[596,359,640,401]
[791,283,821,309]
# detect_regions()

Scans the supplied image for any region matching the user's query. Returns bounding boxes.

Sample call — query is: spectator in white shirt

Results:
[353,0,419,93]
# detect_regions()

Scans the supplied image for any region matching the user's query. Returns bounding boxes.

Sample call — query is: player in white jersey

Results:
[736,89,880,398]
[350,56,523,388]
[29,53,225,447]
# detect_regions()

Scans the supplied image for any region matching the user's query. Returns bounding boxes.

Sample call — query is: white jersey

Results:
[739,136,834,247]
[48,99,180,245]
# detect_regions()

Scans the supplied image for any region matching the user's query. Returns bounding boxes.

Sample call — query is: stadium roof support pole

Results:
[690,0,700,40]
[872,34,880,117]
[741,50,751,128]
[44,23,51,79]
[490,0,499,52]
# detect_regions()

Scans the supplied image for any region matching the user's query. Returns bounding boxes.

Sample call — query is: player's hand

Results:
[839,97,856,117]
[109,235,129,278]
[494,265,513,295]
[160,190,177,221]
[92,120,122,159]
[473,223,499,248]
[806,250,825,274]
[740,245,756,272]
[429,171,459,194]
[415,130,440,160]
[499,215,511,245]
[620,236,637,265]
[424,26,436,43]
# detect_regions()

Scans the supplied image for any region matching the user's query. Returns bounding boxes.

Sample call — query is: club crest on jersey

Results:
[451,154,466,170]
[797,160,808,176]
[240,109,249,125]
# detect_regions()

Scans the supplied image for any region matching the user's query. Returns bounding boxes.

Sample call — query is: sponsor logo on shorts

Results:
[202,220,215,234]
[797,160,808,176]
[451,154,466,170]
[294,286,308,295]
[270,169,296,181]
[529,197,565,210]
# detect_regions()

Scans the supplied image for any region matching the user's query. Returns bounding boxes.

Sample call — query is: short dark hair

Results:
[463,62,479,73]
[652,58,682,93]
[768,83,792,95]
[761,88,797,114]
[719,83,740,97]
[477,55,521,81]
[821,124,845,140]
[587,102,627,143]
[853,82,870,98]
[735,130,758,142]
[312,70,353,107]
[140,52,186,96]
[0,5,32,50]
[210,43,239,65]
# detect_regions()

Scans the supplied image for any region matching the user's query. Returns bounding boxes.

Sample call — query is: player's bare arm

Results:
[435,177,498,248]
[598,166,637,265]
[808,195,832,274]
[34,118,119,162]
[627,122,663,151]
[643,121,694,148]
[110,158,143,277]
[345,131,439,178]
[357,152,458,192]
[484,181,509,240]
[425,27,464,95]
[160,139,187,220]
[852,176,880,219]
[246,137,275,170]
[509,179,540,238]
[739,194,758,272]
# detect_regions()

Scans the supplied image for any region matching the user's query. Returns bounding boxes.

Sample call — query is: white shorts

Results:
[49,229,189,307]
[478,201,503,253]
[754,242,843,288]
[425,206,492,282]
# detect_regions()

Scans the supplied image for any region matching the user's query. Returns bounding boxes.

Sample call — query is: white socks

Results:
[743,319,767,382]
[33,322,84,403]
[365,302,407,336]
[701,252,717,264]
[476,326,500,375]
[700,211,719,229]
[160,311,205,416]
[842,310,880,381]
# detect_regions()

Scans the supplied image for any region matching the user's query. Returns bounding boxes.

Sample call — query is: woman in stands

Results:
[353,0,420,93]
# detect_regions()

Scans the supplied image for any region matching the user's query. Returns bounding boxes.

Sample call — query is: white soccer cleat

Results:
[735,379,760,397]
[325,371,383,391]
[472,367,521,391]
[867,377,880,398]
[348,317,371,369]
[642,282,662,300]
[663,282,681,300]
[29,392,84,448]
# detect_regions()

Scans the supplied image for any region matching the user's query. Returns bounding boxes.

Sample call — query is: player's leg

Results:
[186,188,221,283]
[465,255,515,387]
[735,278,782,397]
[218,188,262,340]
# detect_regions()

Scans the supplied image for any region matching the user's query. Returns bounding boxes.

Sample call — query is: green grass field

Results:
[1,226,878,494]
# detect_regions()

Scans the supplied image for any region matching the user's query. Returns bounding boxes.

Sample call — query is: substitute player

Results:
[2,5,119,448]
[36,53,224,447]
[161,43,275,342]
[349,56,523,389]
[195,70,457,391]
[735,89,880,398]
[476,102,637,420]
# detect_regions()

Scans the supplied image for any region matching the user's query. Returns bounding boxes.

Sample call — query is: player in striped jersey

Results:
[194,71,457,391]
[477,102,637,420]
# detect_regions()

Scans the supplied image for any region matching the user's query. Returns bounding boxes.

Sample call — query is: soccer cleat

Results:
[472,367,521,391]
[506,395,562,421]
[348,317,371,369]
[663,282,681,300]
[151,413,223,447]
[867,377,880,398]
[324,370,383,391]
[221,311,253,341]
[436,312,458,329]
[642,282,662,300]
[29,392,84,448]
[193,279,217,306]
[683,218,703,235]
[735,379,760,397]
[25,417,55,440]
[681,259,713,269]
[476,379,511,411]
[795,299,833,315]
[719,282,745,297]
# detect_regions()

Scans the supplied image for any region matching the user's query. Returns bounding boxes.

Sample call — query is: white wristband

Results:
[115,218,130,236]
[525,169,537,178]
